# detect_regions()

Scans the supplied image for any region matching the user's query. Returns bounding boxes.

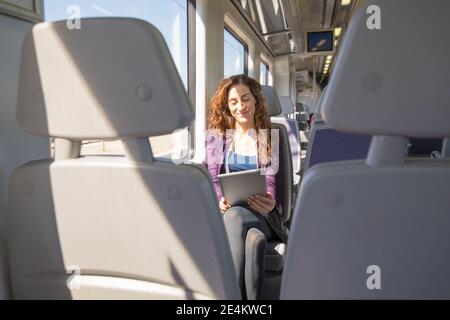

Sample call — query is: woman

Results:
[205,74,288,300]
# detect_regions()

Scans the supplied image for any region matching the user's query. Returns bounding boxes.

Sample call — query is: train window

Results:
[44,0,190,159]
[78,128,189,160]
[224,27,248,78]
[44,0,188,88]
[260,61,269,85]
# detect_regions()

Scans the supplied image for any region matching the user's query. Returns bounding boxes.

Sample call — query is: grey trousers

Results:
[223,206,274,300]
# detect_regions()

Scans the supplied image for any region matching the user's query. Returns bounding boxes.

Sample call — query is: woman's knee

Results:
[245,228,267,251]
[223,206,254,227]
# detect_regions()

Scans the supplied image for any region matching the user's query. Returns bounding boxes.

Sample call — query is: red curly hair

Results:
[207,74,273,165]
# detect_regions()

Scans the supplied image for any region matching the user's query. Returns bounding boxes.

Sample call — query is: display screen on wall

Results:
[306,31,334,54]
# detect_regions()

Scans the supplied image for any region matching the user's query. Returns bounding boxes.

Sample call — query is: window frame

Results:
[224,24,249,76]
[0,0,44,22]
[187,0,196,157]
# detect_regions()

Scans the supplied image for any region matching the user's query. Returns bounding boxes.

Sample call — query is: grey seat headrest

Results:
[322,0,450,138]
[17,18,194,139]
[278,96,295,115]
[261,85,282,117]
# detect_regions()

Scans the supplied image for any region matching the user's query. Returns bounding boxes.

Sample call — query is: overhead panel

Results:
[234,0,294,56]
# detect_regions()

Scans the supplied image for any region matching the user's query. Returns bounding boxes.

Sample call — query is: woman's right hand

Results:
[219,197,231,213]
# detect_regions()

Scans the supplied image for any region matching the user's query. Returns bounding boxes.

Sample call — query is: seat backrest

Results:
[305,87,371,171]
[272,123,293,223]
[305,122,371,170]
[286,119,301,175]
[9,18,240,300]
[306,96,440,169]
[261,86,293,223]
[272,117,301,179]
[408,138,443,157]
[282,0,450,299]
[277,96,302,176]
[278,96,295,115]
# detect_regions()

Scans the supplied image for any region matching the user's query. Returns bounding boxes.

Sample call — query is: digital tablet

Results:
[218,169,267,206]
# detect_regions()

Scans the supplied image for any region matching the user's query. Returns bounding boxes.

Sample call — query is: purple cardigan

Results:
[205,130,277,204]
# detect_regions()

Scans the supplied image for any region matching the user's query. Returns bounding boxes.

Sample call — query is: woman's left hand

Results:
[248,192,276,215]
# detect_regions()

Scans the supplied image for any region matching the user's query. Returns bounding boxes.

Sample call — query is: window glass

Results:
[44,0,188,88]
[224,28,245,78]
[260,61,269,85]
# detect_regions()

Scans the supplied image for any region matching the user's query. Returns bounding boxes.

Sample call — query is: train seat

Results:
[281,0,450,299]
[261,87,292,271]
[262,86,293,280]
[8,18,240,299]
[275,96,302,184]
[305,87,371,171]
[254,86,292,300]
[261,86,293,230]
[306,122,371,171]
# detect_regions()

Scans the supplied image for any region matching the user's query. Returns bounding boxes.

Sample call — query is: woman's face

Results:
[227,83,256,128]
